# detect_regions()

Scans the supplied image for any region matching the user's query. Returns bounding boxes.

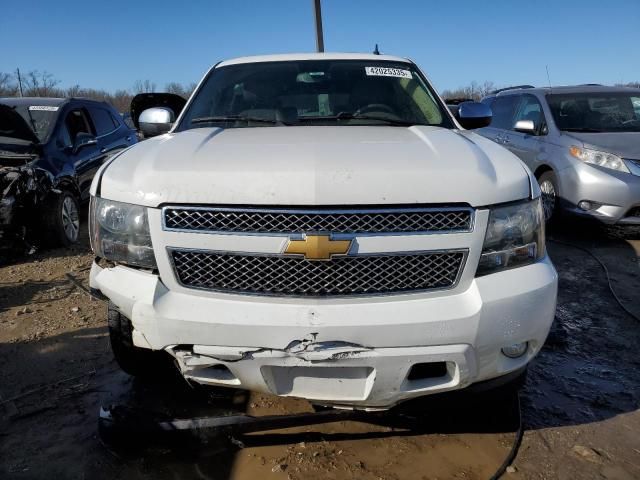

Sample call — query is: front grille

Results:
[163,206,472,234]
[170,249,466,297]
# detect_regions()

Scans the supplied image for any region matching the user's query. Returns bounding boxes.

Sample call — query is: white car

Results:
[89,53,557,409]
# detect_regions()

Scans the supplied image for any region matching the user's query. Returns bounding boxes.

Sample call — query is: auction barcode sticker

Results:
[365,67,412,78]
[28,106,59,111]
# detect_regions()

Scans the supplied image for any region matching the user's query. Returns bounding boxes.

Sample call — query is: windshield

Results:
[547,92,640,133]
[178,60,452,130]
[0,104,59,143]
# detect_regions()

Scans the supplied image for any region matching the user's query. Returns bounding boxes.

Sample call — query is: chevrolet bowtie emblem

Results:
[284,234,353,260]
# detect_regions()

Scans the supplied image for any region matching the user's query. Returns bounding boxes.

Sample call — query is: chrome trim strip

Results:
[161,205,476,236]
[166,246,469,298]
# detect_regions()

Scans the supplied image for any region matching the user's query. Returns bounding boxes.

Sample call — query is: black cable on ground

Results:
[548,238,640,322]
[488,393,524,480]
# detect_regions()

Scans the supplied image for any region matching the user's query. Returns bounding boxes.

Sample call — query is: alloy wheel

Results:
[539,180,556,221]
[61,196,80,242]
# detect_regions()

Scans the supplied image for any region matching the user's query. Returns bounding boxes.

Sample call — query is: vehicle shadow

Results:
[0,327,246,480]
[0,208,92,268]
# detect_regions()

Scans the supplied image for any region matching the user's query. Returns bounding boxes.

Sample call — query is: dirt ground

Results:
[1,219,639,480]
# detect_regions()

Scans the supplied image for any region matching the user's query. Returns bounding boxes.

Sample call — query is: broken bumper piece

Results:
[90,256,557,409]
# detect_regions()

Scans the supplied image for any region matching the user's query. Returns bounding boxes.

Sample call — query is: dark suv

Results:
[0,97,137,248]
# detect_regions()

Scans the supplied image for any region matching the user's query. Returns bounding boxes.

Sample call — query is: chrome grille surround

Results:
[169,248,467,297]
[163,206,474,235]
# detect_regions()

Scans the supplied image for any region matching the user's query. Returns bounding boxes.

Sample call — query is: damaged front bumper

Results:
[0,163,52,248]
[173,343,474,409]
[90,256,557,409]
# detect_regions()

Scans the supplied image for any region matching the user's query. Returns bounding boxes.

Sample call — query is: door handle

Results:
[125,136,131,142]
[100,147,107,154]
[502,137,510,145]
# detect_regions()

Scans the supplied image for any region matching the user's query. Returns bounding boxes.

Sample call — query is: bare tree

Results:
[133,79,157,93]
[442,80,497,102]
[112,89,133,113]
[65,84,82,97]
[164,82,187,96]
[22,70,60,96]
[0,68,206,113]
[0,72,18,96]
[615,81,640,89]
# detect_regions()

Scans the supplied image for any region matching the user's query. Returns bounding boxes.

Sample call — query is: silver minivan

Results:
[479,85,640,224]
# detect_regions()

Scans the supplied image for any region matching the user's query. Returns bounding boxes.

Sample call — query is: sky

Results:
[1,0,638,93]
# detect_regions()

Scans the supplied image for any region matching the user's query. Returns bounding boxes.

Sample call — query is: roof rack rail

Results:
[578,83,603,86]
[490,85,535,94]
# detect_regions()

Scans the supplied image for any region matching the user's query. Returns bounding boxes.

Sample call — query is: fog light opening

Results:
[578,200,599,211]
[407,362,448,380]
[501,342,528,359]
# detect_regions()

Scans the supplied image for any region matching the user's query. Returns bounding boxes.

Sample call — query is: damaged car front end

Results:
[0,104,54,251]
[1,97,137,255]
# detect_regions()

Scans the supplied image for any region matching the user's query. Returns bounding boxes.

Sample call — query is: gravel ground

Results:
[0,220,639,479]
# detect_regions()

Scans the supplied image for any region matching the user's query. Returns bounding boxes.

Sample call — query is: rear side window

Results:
[88,106,117,136]
[490,95,520,130]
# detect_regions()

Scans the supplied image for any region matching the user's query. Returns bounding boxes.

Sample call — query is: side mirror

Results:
[138,107,175,137]
[514,119,536,134]
[456,102,492,129]
[73,132,97,153]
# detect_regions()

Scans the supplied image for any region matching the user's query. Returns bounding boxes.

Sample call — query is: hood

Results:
[99,126,531,207]
[565,131,640,160]
[130,93,187,130]
[0,104,39,144]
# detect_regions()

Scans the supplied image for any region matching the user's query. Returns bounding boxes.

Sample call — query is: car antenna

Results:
[373,44,380,55]
[546,65,553,93]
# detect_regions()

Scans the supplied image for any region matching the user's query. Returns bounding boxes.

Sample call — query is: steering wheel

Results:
[353,104,395,116]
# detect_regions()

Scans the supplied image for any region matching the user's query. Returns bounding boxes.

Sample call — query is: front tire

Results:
[108,303,169,378]
[44,190,80,246]
[538,171,559,223]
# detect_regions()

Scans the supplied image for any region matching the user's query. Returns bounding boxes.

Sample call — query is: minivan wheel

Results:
[45,190,80,246]
[538,171,559,222]
[108,303,171,378]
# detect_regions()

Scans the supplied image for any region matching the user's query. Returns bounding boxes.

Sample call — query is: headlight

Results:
[476,198,545,277]
[570,146,630,173]
[89,197,157,269]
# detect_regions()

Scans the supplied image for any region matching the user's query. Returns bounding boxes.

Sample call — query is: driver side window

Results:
[58,124,72,149]
[513,95,546,133]
[64,109,93,145]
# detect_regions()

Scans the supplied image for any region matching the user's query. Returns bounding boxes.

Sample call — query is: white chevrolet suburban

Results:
[89,53,558,409]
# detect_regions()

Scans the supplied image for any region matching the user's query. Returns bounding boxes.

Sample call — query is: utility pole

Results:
[312,0,324,52]
[16,68,24,97]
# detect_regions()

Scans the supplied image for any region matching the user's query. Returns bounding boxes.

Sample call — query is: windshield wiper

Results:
[301,113,425,127]
[190,116,288,125]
